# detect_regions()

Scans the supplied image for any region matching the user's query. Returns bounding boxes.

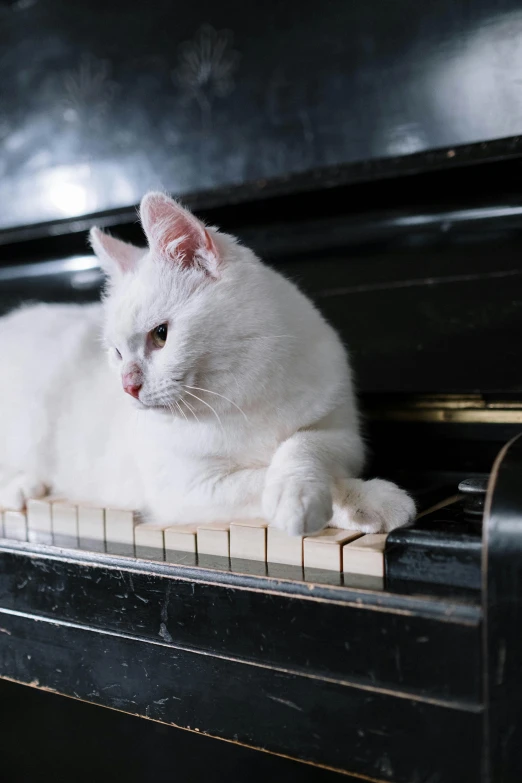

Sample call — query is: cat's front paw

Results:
[263,475,333,536]
[331,478,416,534]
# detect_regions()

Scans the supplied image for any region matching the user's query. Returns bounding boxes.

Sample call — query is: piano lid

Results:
[2,0,522,231]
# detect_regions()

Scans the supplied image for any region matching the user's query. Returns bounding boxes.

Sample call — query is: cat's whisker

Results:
[152,390,184,422]
[183,384,249,423]
[184,389,224,432]
[173,399,189,423]
[180,397,201,424]
[160,397,174,417]
[156,394,183,424]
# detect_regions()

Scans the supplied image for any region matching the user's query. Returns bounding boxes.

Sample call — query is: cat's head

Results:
[90,192,272,417]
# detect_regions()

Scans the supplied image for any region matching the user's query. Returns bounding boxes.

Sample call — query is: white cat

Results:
[0,192,415,536]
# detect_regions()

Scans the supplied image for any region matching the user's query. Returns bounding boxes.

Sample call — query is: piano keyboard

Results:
[0,496,388,581]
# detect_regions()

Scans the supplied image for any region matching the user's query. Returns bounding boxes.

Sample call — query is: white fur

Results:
[0,193,415,535]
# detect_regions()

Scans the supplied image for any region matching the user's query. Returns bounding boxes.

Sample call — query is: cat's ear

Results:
[89,227,143,279]
[140,192,220,278]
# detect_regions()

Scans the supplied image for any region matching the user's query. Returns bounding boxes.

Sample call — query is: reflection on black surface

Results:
[2,0,522,229]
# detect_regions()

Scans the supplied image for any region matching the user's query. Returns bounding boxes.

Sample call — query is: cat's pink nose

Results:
[124,383,142,399]
[122,371,142,399]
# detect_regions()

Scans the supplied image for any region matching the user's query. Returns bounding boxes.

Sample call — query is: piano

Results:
[1,148,522,782]
[2,1,522,781]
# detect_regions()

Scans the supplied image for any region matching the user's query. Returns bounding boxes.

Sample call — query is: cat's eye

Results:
[115,348,122,359]
[151,323,168,348]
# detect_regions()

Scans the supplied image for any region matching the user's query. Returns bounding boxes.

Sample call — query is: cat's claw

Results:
[331,478,416,534]
[263,476,333,536]
[0,473,47,510]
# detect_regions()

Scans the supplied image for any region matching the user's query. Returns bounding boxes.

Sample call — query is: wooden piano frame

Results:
[0,433,520,782]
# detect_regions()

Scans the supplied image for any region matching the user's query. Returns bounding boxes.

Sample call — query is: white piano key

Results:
[51,500,79,548]
[4,510,27,541]
[0,510,5,537]
[78,506,106,553]
[105,509,138,557]
[164,524,199,564]
[26,497,54,545]
[197,522,230,557]
[304,528,363,571]
[134,523,166,560]
[230,519,268,561]
[342,533,387,577]
[267,526,303,566]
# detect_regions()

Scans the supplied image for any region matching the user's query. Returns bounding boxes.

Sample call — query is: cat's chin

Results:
[125,395,159,411]
[126,396,146,410]
[132,398,178,415]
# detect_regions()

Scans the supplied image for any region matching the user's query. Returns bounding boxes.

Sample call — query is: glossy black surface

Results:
[3,0,522,229]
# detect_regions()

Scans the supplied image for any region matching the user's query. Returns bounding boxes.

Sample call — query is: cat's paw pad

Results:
[0,474,47,510]
[333,478,416,534]
[263,476,332,536]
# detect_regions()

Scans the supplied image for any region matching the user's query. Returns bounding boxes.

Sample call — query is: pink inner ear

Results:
[165,220,206,269]
[90,227,143,274]
[140,193,218,273]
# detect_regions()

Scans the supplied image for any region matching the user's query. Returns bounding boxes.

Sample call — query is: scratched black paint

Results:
[386,501,483,590]
[0,546,482,703]
[0,611,482,782]
[0,678,354,783]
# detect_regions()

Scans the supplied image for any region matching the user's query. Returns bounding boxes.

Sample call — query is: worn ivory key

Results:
[197,522,230,557]
[304,528,363,571]
[3,510,27,542]
[26,497,54,545]
[342,534,387,577]
[230,519,268,561]
[78,506,106,553]
[164,524,199,564]
[52,499,79,548]
[267,526,303,566]
[105,509,139,557]
[134,523,168,560]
